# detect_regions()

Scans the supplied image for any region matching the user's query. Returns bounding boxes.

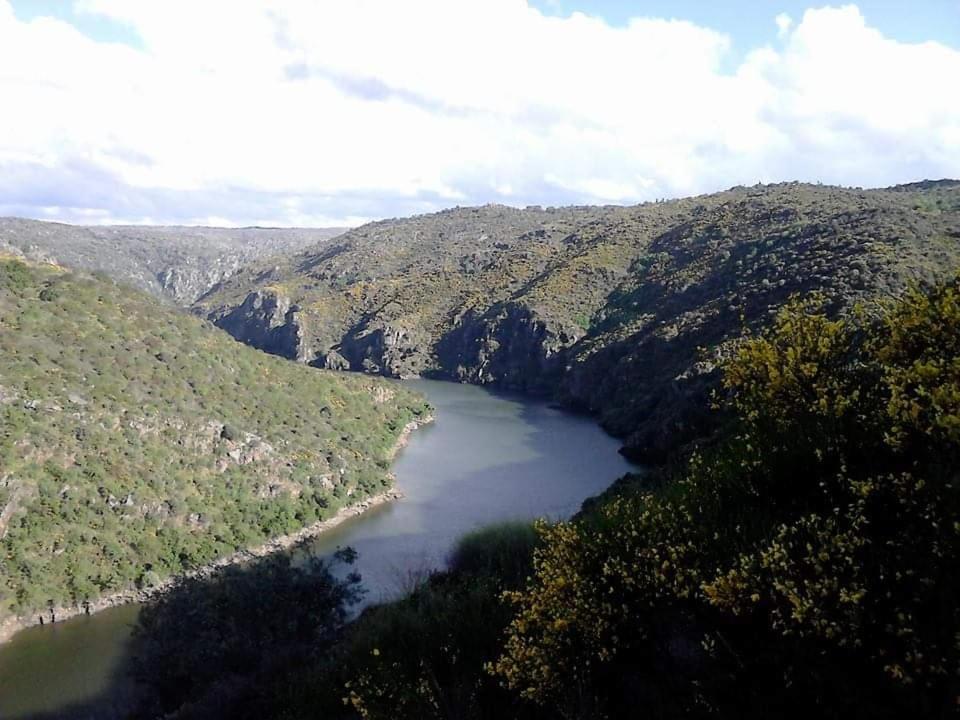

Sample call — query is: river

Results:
[0,379,636,718]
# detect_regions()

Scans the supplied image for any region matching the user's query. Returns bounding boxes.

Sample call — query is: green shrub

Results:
[449,521,540,587]
[494,278,960,718]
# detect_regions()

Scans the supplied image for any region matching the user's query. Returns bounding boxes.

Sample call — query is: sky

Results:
[0,1,958,227]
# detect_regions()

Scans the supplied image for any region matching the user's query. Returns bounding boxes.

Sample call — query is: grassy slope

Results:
[0,259,428,621]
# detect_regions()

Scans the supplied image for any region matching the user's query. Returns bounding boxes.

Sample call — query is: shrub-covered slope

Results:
[490,279,960,718]
[0,258,428,624]
[197,180,960,461]
[0,217,344,305]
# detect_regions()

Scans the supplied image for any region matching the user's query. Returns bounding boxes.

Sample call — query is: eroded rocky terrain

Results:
[0,218,345,305]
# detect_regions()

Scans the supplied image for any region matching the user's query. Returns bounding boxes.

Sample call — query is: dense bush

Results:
[493,278,960,718]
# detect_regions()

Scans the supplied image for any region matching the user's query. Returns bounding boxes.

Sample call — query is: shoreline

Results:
[0,411,433,646]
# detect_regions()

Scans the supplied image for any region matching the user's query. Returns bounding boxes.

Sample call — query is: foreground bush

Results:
[494,279,960,718]
[342,523,544,720]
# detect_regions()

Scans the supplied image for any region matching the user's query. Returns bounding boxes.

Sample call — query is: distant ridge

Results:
[0,217,345,305]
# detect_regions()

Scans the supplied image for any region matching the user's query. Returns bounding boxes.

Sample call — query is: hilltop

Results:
[0,218,345,305]
[197,181,960,461]
[0,259,428,630]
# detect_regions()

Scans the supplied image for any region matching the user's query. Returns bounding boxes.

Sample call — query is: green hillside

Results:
[0,258,428,623]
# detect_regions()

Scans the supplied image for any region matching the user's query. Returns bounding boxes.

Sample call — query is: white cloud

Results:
[775,13,794,38]
[0,1,957,225]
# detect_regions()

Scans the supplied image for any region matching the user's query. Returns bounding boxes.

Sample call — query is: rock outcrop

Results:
[435,303,577,394]
[216,290,314,362]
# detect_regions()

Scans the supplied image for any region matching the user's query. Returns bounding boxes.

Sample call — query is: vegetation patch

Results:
[0,260,428,626]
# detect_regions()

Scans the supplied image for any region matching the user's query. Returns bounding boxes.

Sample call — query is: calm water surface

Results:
[0,379,635,718]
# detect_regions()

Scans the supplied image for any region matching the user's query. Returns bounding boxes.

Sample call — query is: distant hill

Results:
[0,258,427,627]
[0,218,345,305]
[196,181,960,461]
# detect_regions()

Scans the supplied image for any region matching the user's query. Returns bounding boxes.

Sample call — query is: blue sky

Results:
[9,0,141,45]
[12,1,960,54]
[0,1,958,226]
[531,1,960,47]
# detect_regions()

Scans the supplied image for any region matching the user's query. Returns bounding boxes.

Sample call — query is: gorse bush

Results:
[493,277,960,718]
[874,281,960,451]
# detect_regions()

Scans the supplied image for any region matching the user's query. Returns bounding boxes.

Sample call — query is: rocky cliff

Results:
[199,181,960,460]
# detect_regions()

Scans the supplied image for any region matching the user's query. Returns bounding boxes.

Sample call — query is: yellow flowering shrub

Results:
[872,278,960,448]
[722,294,858,428]
[493,277,960,718]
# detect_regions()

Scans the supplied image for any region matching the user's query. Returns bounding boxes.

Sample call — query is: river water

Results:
[0,379,635,718]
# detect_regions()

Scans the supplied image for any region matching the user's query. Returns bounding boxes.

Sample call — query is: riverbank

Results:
[0,412,433,646]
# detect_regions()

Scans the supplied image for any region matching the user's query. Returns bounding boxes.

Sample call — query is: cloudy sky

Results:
[0,1,958,227]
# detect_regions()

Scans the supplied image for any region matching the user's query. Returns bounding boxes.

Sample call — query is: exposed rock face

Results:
[217,290,314,362]
[198,181,960,461]
[0,217,345,305]
[319,348,350,371]
[435,303,577,394]
[156,263,245,305]
[332,319,432,377]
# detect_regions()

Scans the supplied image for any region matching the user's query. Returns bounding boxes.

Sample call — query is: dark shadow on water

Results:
[10,681,141,720]
[77,550,360,720]
[0,602,143,720]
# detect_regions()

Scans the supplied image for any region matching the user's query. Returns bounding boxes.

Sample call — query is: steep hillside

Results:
[0,258,428,627]
[0,217,344,305]
[197,181,960,460]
